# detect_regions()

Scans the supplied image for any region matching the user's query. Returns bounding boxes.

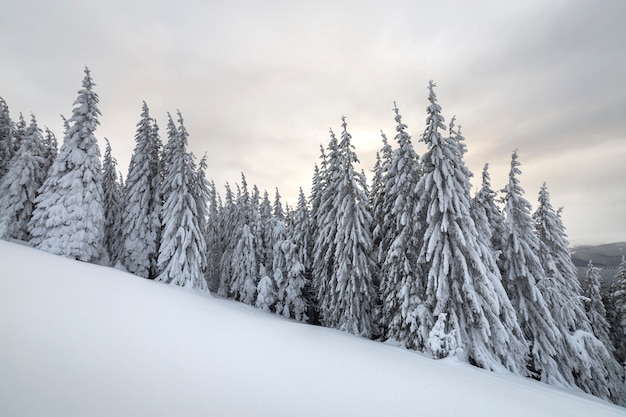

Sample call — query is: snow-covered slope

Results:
[1,240,624,417]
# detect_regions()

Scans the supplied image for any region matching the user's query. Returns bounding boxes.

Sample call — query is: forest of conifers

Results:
[1,68,625,405]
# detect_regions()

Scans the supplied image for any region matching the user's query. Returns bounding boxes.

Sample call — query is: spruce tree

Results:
[205,180,222,292]
[613,256,626,363]
[230,223,258,304]
[290,188,313,322]
[0,97,15,180]
[259,190,275,274]
[0,114,48,241]
[41,127,58,176]
[472,164,506,258]
[11,113,26,161]
[28,67,104,262]
[273,188,285,221]
[312,132,341,325]
[102,138,123,264]
[155,112,207,290]
[228,174,260,303]
[256,264,276,311]
[321,118,375,337]
[500,150,568,385]
[378,104,426,347]
[120,102,162,278]
[272,219,289,314]
[281,232,309,322]
[217,183,237,297]
[193,155,211,279]
[584,261,616,357]
[533,184,622,400]
[413,83,526,372]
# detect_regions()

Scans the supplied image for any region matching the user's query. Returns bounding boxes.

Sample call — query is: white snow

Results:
[0,240,624,417]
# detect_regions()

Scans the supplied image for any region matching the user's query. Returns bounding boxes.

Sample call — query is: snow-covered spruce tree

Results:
[500,150,572,385]
[193,155,211,279]
[228,174,261,303]
[289,187,313,322]
[205,180,222,292]
[472,163,506,259]
[258,190,275,273]
[256,264,276,311]
[42,127,58,176]
[533,184,622,401]
[11,113,26,161]
[101,139,123,264]
[251,186,271,290]
[120,102,162,278]
[584,261,617,358]
[155,111,207,291]
[320,118,375,337]
[273,210,309,322]
[0,97,15,180]
[0,114,48,241]
[230,223,258,304]
[613,255,626,364]
[368,132,392,336]
[217,183,237,297]
[272,219,289,314]
[312,133,341,326]
[281,229,309,322]
[28,68,104,262]
[377,104,427,347]
[413,83,527,372]
[273,188,285,221]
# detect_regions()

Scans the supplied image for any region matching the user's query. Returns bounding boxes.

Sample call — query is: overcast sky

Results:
[2,0,625,245]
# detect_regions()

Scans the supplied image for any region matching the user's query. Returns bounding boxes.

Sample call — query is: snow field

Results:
[1,240,624,417]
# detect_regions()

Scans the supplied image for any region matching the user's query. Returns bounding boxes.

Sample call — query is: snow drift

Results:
[0,240,624,417]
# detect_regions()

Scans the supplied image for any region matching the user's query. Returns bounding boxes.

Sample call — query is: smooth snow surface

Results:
[1,240,624,417]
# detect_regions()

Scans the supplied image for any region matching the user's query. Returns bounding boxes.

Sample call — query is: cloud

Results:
[1,0,624,244]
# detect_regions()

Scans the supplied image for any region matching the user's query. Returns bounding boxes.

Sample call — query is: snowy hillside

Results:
[1,240,624,417]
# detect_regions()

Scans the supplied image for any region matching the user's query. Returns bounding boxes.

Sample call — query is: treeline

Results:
[1,69,625,405]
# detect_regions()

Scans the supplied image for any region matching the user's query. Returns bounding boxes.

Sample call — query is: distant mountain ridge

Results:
[571,242,626,267]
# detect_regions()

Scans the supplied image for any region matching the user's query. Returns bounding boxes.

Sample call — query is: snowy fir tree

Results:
[42,127,58,175]
[370,131,393,259]
[227,175,261,303]
[155,112,207,291]
[28,67,104,262]
[256,264,276,311]
[533,184,622,401]
[272,211,309,322]
[584,261,617,358]
[230,223,258,304]
[0,97,15,180]
[205,180,222,292]
[472,164,506,258]
[612,256,626,364]
[101,138,123,264]
[0,114,48,241]
[413,83,527,372]
[377,104,427,347]
[259,190,276,273]
[217,183,237,297]
[273,188,285,221]
[499,150,570,385]
[120,102,162,278]
[319,118,375,337]
[288,188,313,321]
[193,154,211,277]
[312,133,341,326]
[271,217,288,311]
[11,113,26,161]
